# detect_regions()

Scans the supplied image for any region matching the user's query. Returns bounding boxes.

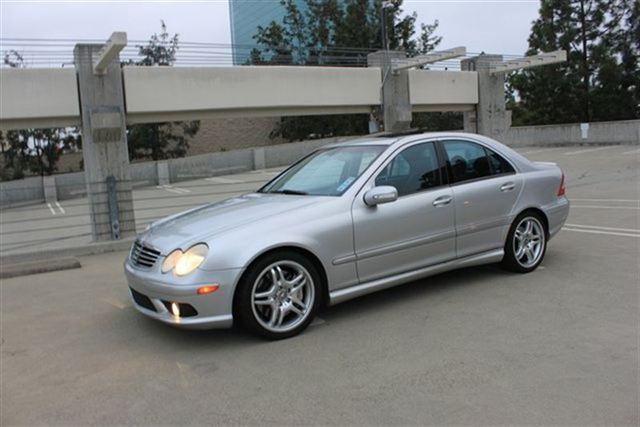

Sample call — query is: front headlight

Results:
[161,243,208,276]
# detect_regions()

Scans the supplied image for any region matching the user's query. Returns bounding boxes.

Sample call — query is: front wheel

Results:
[501,212,547,273]
[235,251,321,339]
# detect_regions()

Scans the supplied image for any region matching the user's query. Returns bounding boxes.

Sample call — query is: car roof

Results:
[325,131,483,148]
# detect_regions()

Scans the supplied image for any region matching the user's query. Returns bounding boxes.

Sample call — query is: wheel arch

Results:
[232,245,330,316]
[515,207,550,238]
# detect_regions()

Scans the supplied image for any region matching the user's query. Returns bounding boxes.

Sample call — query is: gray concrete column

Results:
[367,51,412,133]
[252,147,266,170]
[43,176,57,203]
[461,54,508,139]
[74,44,135,241]
[157,161,170,186]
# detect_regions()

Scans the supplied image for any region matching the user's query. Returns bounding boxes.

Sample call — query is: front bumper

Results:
[124,261,243,329]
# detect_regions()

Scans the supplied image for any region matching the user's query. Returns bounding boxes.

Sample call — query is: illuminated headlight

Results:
[161,244,208,276]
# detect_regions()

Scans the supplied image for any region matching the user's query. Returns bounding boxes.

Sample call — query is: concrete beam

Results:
[392,46,466,72]
[93,32,127,75]
[489,50,566,74]
[123,66,381,124]
[0,68,80,130]
[408,69,478,108]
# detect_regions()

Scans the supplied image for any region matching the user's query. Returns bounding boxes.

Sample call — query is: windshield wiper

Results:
[270,189,308,195]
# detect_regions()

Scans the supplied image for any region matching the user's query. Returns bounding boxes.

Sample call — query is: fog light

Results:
[170,302,180,317]
[197,285,219,295]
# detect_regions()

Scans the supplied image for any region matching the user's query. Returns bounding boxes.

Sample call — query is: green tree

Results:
[249,0,446,140]
[126,21,200,160]
[508,0,639,125]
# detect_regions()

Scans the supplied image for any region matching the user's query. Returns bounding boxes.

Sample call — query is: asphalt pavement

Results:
[1,144,638,425]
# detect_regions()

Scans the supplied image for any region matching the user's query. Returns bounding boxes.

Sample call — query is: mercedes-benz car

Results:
[125,131,569,339]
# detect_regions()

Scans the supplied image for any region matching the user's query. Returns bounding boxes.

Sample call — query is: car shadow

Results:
[320,264,512,322]
[125,264,514,347]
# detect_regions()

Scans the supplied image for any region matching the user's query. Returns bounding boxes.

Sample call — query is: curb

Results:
[0,238,135,266]
[1,257,82,279]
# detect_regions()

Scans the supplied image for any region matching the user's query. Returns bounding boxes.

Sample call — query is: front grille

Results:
[130,240,161,268]
[130,288,156,312]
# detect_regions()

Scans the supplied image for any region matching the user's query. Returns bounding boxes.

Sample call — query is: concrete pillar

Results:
[157,161,170,186]
[43,176,57,203]
[461,54,508,139]
[74,44,135,241]
[253,147,266,170]
[367,51,412,133]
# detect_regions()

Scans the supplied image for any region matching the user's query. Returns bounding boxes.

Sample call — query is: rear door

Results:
[440,139,522,258]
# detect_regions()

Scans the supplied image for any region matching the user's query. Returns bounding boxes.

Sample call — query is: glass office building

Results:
[229,0,309,65]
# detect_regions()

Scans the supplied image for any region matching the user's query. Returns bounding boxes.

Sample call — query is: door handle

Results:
[500,182,515,192]
[433,195,453,207]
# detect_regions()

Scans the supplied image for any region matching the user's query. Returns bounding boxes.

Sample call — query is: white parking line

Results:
[46,203,56,215]
[206,177,244,184]
[563,227,640,238]
[565,223,640,233]
[563,146,616,156]
[159,185,191,194]
[520,148,560,155]
[620,148,640,155]
[55,201,66,214]
[571,205,640,210]
[570,198,639,203]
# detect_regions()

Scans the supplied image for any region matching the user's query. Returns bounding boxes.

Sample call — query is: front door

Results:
[352,141,457,283]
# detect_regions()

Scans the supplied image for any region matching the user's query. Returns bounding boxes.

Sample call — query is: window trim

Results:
[437,138,517,187]
[370,139,449,200]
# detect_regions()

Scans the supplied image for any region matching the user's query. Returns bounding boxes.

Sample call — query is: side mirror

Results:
[363,186,398,206]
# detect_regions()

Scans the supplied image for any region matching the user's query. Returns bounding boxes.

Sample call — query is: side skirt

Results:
[328,249,504,306]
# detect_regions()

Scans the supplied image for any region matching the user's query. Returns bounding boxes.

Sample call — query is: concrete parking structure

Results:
[1,144,638,424]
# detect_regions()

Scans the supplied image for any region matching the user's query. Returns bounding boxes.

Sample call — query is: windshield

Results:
[260,145,386,196]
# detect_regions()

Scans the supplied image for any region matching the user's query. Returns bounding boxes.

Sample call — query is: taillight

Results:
[557,172,566,197]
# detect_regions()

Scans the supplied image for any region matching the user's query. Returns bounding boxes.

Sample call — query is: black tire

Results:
[501,211,548,273]
[234,250,322,340]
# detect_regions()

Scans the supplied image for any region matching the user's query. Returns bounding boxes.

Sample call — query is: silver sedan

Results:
[125,132,569,339]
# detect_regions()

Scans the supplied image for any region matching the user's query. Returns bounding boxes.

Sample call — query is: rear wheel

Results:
[235,251,321,339]
[501,212,547,273]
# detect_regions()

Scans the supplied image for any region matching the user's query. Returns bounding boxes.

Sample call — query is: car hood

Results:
[140,193,324,253]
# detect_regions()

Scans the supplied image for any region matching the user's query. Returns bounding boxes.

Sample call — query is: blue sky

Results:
[1,0,540,58]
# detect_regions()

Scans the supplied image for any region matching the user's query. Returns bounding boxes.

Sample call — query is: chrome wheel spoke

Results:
[289,279,306,295]
[251,260,315,333]
[513,217,545,268]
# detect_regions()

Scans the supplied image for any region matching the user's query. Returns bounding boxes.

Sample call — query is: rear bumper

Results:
[543,197,570,239]
[124,262,242,329]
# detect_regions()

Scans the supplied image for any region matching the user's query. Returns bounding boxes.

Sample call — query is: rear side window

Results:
[485,147,515,175]
[442,140,492,183]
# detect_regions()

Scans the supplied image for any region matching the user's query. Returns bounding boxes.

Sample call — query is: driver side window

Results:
[375,142,442,197]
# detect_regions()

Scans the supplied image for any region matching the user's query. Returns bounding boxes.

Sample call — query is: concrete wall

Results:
[0,176,45,206]
[0,135,353,207]
[0,68,80,130]
[502,120,640,147]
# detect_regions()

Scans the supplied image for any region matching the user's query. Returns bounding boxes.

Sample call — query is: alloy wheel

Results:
[513,217,545,268]
[250,261,315,333]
